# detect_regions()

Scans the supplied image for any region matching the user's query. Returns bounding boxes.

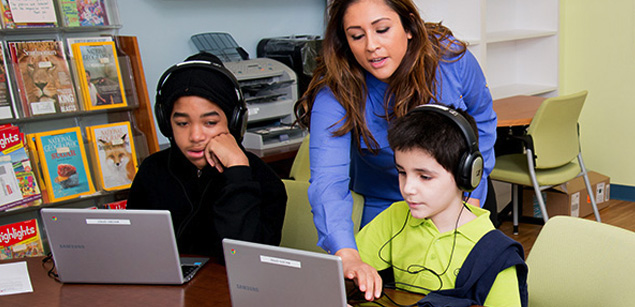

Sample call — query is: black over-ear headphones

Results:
[407,104,483,192]
[155,59,247,141]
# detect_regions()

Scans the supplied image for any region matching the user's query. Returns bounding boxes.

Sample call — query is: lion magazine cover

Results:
[32,127,94,202]
[8,40,79,116]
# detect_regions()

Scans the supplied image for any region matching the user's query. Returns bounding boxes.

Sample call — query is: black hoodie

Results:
[127,145,287,262]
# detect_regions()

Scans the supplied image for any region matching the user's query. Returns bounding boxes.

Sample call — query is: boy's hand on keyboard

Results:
[337,248,382,301]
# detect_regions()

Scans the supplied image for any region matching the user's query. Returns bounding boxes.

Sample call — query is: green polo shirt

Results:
[356,201,520,307]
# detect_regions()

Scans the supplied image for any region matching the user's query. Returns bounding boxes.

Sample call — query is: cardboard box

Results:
[522,171,610,218]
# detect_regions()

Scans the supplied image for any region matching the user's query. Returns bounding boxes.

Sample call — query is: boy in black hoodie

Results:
[128,52,287,261]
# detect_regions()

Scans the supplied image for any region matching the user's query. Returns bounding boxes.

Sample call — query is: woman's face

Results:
[343,0,411,82]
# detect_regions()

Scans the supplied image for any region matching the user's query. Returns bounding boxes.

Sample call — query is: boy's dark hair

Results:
[388,105,479,184]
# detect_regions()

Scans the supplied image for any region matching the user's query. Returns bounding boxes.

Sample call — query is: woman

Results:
[294,0,497,300]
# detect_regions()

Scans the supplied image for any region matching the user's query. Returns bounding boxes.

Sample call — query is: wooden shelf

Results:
[116,36,160,154]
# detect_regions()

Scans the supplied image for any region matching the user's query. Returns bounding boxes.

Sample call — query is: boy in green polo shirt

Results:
[354,105,527,307]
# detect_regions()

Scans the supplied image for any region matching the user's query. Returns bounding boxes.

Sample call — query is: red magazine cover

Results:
[0,124,43,212]
[104,199,127,209]
[0,218,45,260]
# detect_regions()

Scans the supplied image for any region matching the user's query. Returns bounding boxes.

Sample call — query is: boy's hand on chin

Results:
[205,132,249,172]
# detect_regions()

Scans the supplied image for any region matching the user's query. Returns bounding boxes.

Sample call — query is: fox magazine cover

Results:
[86,122,137,191]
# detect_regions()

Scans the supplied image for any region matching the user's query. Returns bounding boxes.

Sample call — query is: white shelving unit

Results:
[415,0,559,100]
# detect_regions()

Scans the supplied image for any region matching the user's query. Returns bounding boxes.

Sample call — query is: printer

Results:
[257,35,323,96]
[191,33,306,151]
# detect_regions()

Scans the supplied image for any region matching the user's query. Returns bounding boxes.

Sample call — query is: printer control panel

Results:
[225,58,284,80]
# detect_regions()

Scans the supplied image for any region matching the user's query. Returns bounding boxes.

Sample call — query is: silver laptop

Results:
[41,208,208,284]
[222,238,347,307]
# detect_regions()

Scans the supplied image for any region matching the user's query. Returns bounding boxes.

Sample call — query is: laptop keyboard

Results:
[181,264,199,282]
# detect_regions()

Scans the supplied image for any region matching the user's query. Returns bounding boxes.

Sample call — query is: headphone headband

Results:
[156,60,242,102]
[412,104,480,152]
[406,104,483,191]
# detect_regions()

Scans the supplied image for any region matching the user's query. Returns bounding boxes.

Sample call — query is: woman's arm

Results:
[308,89,357,254]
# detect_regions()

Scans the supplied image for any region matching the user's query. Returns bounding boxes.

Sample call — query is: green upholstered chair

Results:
[287,133,311,182]
[279,135,364,253]
[526,216,635,306]
[491,91,601,234]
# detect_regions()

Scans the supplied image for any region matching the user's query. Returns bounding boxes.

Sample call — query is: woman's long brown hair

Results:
[294,0,467,153]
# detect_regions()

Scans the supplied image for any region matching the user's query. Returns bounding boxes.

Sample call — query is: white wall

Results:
[117,0,326,145]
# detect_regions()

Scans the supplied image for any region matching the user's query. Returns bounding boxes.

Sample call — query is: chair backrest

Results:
[288,134,311,181]
[527,90,587,169]
[526,216,635,307]
[280,179,365,253]
[279,180,324,253]
[280,133,365,253]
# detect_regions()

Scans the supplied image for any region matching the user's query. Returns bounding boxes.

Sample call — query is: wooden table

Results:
[493,95,546,127]
[0,256,427,307]
[371,289,424,306]
[0,256,231,307]
[346,279,425,306]
[492,95,547,225]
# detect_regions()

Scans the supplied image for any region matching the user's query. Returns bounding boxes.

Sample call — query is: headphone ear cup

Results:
[456,152,483,192]
[230,104,248,142]
[154,94,172,138]
[228,105,239,139]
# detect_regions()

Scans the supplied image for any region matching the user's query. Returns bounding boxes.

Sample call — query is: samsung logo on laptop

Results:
[236,283,259,292]
[58,244,85,249]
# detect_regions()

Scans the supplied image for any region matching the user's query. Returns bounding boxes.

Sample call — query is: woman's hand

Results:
[336,248,382,301]
[204,132,249,172]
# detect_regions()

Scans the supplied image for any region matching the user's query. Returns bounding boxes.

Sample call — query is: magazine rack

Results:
[0,0,160,257]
